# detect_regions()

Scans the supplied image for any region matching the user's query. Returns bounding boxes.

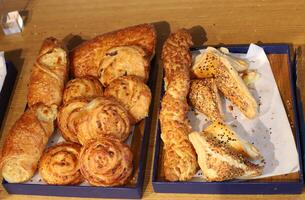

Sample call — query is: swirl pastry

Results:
[0,104,57,183]
[63,76,103,104]
[70,24,156,78]
[28,37,68,107]
[39,142,83,185]
[79,138,133,186]
[75,97,131,144]
[104,75,151,123]
[57,98,89,143]
[99,46,149,87]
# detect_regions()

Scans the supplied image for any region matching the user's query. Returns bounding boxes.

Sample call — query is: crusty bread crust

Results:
[70,24,156,78]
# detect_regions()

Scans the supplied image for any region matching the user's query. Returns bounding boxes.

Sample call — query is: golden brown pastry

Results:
[99,46,149,87]
[39,142,83,185]
[70,24,156,78]
[0,104,57,183]
[104,75,151,123]
[57,98,90,143]
[189,131,263,181]
[74,97,131,145]
[159,30,198,181]
[79,138,133,186]
[63,76,103,104]
[27,37,68,107]
[204,122,261,160]
[189,79,223,122]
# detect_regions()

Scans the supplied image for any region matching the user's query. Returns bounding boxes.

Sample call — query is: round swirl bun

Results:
[75,97,131,144]
[104,75,151,123]
[63,76,103,104]
[57,98,89,143]
[79,138,133,186]
[98,46,149,87]
[39,142,83,185]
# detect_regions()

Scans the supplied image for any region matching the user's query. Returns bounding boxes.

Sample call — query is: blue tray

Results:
[152,44,305,194]
[2,56,158,198]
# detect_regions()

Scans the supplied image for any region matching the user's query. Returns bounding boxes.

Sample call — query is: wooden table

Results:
[1,0,305,199]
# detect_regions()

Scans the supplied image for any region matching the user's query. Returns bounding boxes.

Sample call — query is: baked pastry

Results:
[189,131,263,181]
[104,75,151,123]
[70,24,156,78]
[39,142,83,185]
[161,29,192,89]
[159,29,198,181]
[74,97,131,145]
[57,98,90,143]
[28,37,68,107]
[99,46,149,87]
[189,79,223,122]
[79,138,133,186]
[0,104,57,183]
[204,122,261,160]
[192,47,257,118]
[63,76,103,104]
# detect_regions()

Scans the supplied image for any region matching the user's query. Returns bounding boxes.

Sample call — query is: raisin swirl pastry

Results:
[63,76,103,104]
[79,138,133,186]
[104,75,151,123]
[39,142,84,185]
[57,98,89,143]
[75,97,131,145]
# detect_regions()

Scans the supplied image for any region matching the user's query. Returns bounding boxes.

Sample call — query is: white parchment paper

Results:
[189,44,300,180]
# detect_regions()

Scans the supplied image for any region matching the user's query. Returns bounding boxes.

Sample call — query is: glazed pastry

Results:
[39,142,83,185]
[159,30,198,181]
[0,104,57,183]
[63,76,103,104]
[57,98,90,143]
[28,37,68,107]
[70,24,156,78]
[204,122,261,160]
[79,138,133,186]
[74,97,131,145]
[189,131,263,181]
[189,79,223,122]
[104,75,151,123]
[99,46,149,87]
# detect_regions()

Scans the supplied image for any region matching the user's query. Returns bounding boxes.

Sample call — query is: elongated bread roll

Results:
[70,24,156,78]
[189,131,262,182]
[189,79,223,122]
[27,37,68,107]
[63,76,103,104]
[0,104,57,183]
[104,75,151,123]
[39,142,84,185]
[79,138,133,186]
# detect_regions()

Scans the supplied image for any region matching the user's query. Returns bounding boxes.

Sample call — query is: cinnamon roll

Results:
[79,138,133,186]
[63,76,103,104]
[39,142,83,185]
[104,75,151,123]
[75,97,131,144]
[57,98,89,143]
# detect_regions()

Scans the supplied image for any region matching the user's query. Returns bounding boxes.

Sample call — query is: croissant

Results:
[70,24,156,78]
[39,142,84,185]
[99,46,149,87]
[79,138,133,186]
[74,97,131,145]
[104,75,151,123]
[57,98,90,143]
[27,37,68,107]
[63,76,103,104]
[0,104,57,183]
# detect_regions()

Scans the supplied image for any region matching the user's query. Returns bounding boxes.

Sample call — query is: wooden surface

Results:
[1,0,305,199]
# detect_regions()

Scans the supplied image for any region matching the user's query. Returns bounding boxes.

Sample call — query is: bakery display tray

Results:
[2,56,158,199]
[152,44,305,194]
